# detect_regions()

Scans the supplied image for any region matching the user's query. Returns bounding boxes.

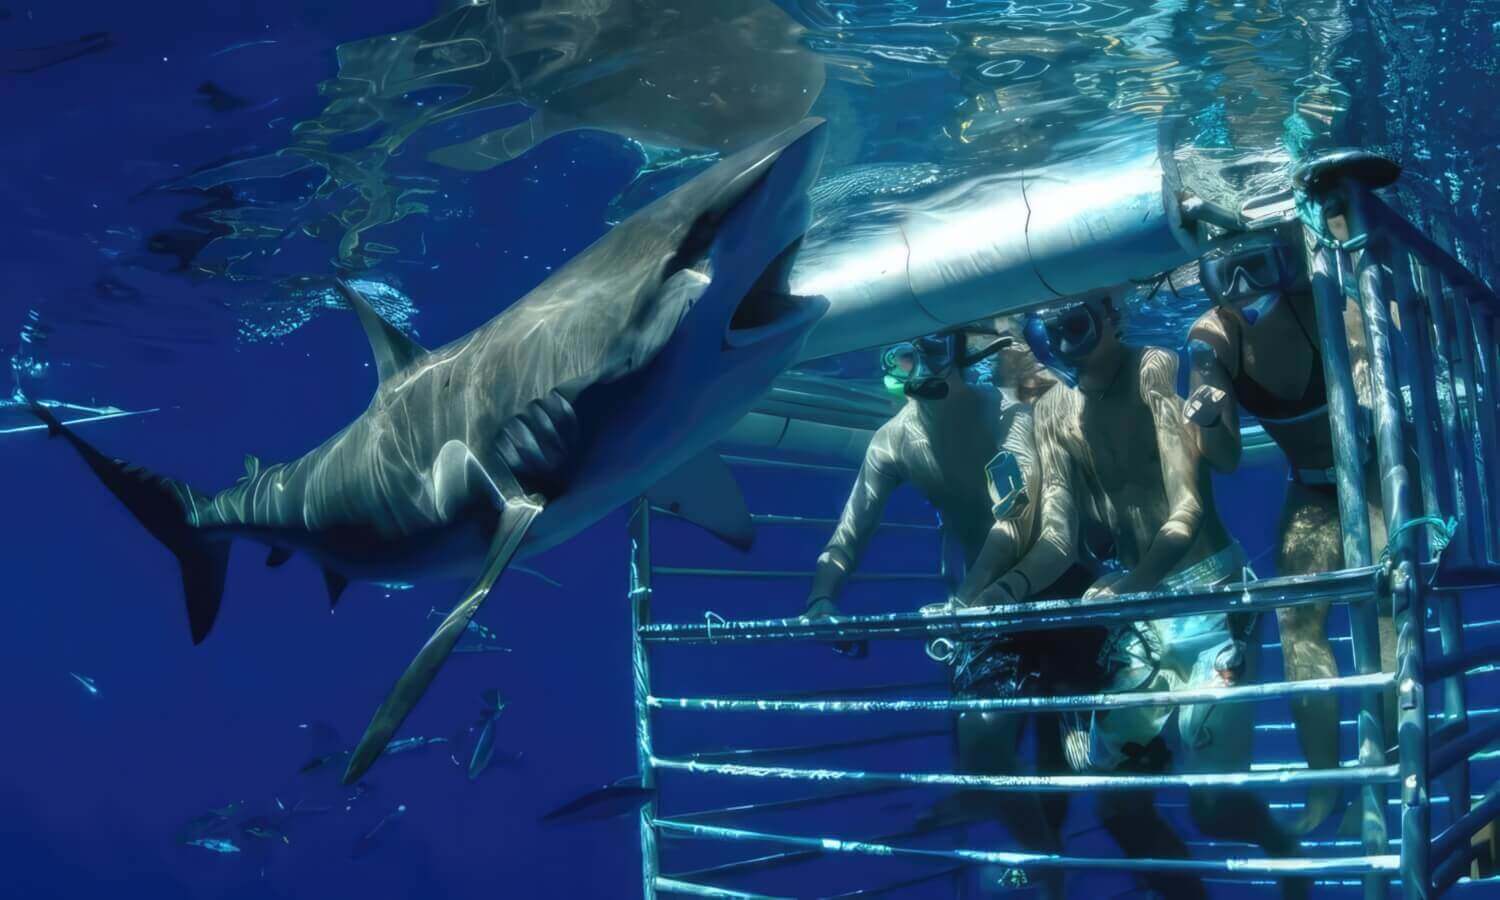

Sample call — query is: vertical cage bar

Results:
[1415,263,1474,569]
[1466,309,1500,565]
[630,499,661,899]
[1389,250,1470,832]
[1303,222,1389,900]
[1344,182,1429,900]
[1435,279,1489,566]
[1449,294,1497,565]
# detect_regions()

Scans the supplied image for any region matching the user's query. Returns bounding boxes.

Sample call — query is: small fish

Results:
[467,690,506,781]
[298,725,444,774]
[540,776,655,825]
[69,672,99,697]
[352,804,406,859]
[186,838,241,854]
[384,736,447,756]
[426,607,509,652]
[240,816,289,844]
[177,802,242,843]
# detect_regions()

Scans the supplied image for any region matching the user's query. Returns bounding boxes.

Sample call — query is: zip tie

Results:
[704,610,727,640]
[1379,515,1459,577]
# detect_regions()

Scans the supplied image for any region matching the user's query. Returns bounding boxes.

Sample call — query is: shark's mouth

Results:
[725,238,824,348]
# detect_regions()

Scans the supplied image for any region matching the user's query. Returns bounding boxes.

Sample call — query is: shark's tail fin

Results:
[31,401,228,644]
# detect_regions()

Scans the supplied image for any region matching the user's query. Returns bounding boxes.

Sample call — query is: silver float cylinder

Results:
[790,135,1198,362]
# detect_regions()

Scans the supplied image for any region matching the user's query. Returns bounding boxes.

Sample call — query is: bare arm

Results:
[974,390,1079,603]
[1112,349,1204,595]
[807,428,903,608]
[954,520,1023,604]
[1185,313,1243,472]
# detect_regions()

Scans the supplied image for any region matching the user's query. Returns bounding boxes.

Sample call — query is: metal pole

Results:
[1450,295,1497,563]
[1415,264,1475,569]
[1467,310,1500,563]
[1303,219,1389,900]
[1343,180,1429,900]
[1390,251,1471,831]
[630,498,661,900]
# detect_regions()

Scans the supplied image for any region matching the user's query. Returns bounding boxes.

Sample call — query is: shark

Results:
[33,118,829,786]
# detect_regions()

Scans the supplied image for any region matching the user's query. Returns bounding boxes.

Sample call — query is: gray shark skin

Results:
[36,118,829,779]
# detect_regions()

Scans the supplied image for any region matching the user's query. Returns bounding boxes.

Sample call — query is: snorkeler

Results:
[803,330,1012,622]
[1025,290,1305,899]
[801,325,1072,896]
[1183,228,1392,834]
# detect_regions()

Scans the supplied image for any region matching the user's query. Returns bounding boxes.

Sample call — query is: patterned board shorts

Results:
[949,626,1109,700]
[1064,543,1257,773]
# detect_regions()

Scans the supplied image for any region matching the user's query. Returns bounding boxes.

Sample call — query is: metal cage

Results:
[623,158,1500,899]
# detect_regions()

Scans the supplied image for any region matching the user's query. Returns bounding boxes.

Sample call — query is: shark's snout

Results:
[710,119,830,350]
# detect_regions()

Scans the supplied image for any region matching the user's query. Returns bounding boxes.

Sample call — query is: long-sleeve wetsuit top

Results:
[814,384,1004,599]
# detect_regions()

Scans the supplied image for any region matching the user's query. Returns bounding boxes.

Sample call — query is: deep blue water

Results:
[3,2,1497,898]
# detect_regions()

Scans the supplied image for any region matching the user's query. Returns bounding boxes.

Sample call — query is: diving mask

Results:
[1199,239,1308,326]
[1032,300,1103,366]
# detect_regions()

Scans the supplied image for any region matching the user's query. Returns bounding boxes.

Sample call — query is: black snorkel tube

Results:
[898,329,1019,400]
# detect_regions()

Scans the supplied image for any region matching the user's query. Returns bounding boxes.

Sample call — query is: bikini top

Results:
[1229,298,1327,424]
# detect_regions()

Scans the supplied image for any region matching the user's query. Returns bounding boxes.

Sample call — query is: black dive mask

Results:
[1199,240,1308,326]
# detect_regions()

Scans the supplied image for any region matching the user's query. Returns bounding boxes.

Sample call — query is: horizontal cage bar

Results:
[650,672,1395,715]
[651,756,1400,792]
[652,819,1401,876]
[640,567,1384,644]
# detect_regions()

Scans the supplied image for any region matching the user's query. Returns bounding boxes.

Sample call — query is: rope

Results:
[1293,186,1369,253]
[1379,515,1459,571]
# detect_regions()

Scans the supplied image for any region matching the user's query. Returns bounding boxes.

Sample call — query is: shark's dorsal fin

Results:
[334,279,426,383]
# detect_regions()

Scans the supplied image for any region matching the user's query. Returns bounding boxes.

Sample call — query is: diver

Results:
[803,330,1011,621]
[1022,290,1305,900]
[800,324,1073,897]
[1183,228,1393,834]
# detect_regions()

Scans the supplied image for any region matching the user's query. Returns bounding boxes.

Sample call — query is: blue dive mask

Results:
[1032,301,1102,366]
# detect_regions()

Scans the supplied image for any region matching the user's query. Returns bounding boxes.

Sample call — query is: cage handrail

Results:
[638,565,1383,644]
[651,756,1399,792]
[1428,644,1500,683]
[650,671,1395,715]
[1430,782,1500,869]
[1430,718,1500,778]
[654,876,789,899]
[1365,196,1500,307]
[652,818,1401,876]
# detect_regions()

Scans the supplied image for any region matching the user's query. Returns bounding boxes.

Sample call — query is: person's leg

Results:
[1033,711,1069,837]
[1183,645,1308,899]
[1099,788,1205,900]
[1087,643,1205,899]
[1276,482,1346,833]
[956,710,1064,899]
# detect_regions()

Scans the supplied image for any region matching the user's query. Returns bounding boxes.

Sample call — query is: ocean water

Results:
[2,2,1496,898]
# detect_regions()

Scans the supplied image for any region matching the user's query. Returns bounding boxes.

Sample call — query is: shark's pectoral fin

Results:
[342,483,544,785]
[425,113,559,173]
[334,279,427,384]
[646,450,755,550]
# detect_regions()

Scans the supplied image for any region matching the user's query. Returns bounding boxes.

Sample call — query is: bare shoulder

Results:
[1188,307,1238,364]
[1033,381,1081,437]
[1138,346,1180,390]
